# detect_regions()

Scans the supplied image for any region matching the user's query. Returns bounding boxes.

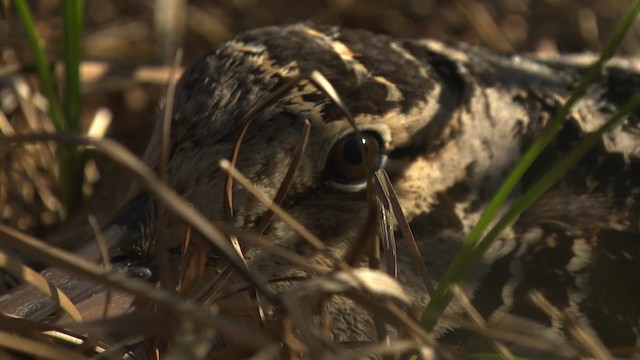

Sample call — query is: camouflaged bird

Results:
[2,23,640,358]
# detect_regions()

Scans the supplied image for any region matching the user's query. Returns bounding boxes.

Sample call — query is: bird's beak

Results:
[0,194,152,322]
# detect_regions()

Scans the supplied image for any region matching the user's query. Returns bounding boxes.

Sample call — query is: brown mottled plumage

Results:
[2,24,640,358]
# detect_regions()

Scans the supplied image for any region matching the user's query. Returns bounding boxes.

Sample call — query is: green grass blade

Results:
[12,0,64,129]
[62,0,83,131]
[13,0,86,211]
[421,0,640,331]
[59,0,85,210]
[467,91,640,286]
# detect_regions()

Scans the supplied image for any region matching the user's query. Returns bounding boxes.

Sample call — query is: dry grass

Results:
[0,1,638,359]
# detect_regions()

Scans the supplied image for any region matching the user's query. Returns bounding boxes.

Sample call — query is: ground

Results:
[0,1,638,358]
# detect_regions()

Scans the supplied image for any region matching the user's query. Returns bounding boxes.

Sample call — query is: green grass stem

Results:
[421,0,640,331]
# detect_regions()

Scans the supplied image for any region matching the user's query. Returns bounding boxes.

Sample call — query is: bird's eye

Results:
[324,131,386,190]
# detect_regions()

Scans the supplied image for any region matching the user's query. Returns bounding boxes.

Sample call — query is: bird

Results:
[1,23,639,358]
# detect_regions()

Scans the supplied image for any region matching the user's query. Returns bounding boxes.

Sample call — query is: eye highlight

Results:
[324,131,386,190]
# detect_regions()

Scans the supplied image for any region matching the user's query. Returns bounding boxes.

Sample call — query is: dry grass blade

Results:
[308,72,381,275]
[86,107,112,139]
[87,214,113,320]
[341,285,443,359]
[255,119,311,234]
[340,198,379,268]
[0,111,15,135]
[0,225,272,347]
[454,0,514,52]
[54,288,135,324]
[307,71,378,190]
[334,339,429,360]
[0,62,184,87]
[40,329,120,358]
[221,68,380,273]
[223,73,306,223]
[332,269,411,304]
[280,268,415,358]
[0,329,86,360]
[220,160,428,354]
[220,156,362,329]
[0,63,20,79]
[374,170,435,296]
[215,222,325,274]
[192,223,336,305]
[0,249,82,322]
[434,312,574,356]
[224,70,358,223]
[219,159,325,257]
[0,313,59,338]
[13,78,45,132]
[373,170,398,279]
[280,295,327,359]
[221,158,393,312]
[157,48,184,292]
[0,133,276,301]
[163,319,216,360]
[375,185,397,278]
[434,302,586,358]
[189,262,234,307]
[529,290,613,359]
[87,215,111,270]
[153,0,186,63]
[4,77,62,226]
[215,63,325,327]
[60,310,163,339]
[75,61,184,89]
[177,221,195,293]
[450,284,514,359]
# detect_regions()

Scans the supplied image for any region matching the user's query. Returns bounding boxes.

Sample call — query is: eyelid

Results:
[326,154,388,192]
[324,130,388,191]
[323,125,389,163]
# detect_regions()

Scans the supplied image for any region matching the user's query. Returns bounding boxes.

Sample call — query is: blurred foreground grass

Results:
[0,1,639,359]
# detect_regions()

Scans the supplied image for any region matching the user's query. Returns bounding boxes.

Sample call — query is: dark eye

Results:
[324,131,386,190]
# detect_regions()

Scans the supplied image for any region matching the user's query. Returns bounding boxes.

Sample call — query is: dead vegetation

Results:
[0,1,638,359]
